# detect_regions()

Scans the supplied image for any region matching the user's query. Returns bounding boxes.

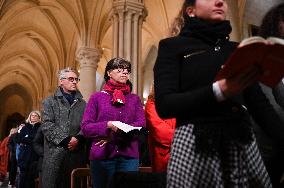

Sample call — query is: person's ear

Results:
[59,79,64,86]
[186,6,196,17]
[107,71,112,78]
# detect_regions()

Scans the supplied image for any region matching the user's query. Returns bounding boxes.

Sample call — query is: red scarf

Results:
[103,80,131,105]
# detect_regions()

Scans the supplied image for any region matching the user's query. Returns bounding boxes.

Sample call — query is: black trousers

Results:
[8,156,17,185]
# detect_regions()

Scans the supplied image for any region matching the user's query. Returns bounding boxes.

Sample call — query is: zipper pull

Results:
[215,39,221,51]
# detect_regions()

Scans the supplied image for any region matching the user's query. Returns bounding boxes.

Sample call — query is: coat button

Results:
[214,46,221,51]
[232,106,239,112]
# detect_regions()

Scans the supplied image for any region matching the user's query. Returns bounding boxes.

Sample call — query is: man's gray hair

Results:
[58,67,78,80]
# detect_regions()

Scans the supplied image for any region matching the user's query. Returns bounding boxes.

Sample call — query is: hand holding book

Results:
[216,36,284,88]
[217,64,261,99]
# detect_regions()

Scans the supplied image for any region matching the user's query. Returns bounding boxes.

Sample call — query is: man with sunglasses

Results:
[41,67,86,188]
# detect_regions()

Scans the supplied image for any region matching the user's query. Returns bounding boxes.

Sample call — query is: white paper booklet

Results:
[112,121,142,133]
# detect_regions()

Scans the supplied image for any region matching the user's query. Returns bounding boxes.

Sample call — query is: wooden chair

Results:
[109,167,166,188]
[35,177,40,188]
[139,166,152,173]
[70,167,92,188]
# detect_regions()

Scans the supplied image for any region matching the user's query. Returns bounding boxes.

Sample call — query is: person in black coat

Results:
[17,111,41,188]
[259,2,284,110]
[154,0,284,187]
[254,3,284,188]
[260,2,284,111]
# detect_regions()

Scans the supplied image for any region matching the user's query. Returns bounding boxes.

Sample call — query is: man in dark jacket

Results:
[41,67,86,188]
[253,82,284,188]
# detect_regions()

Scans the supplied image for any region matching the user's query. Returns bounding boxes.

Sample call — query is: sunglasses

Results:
[61,77,80,82]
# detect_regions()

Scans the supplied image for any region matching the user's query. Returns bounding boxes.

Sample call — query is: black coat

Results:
[154,34,284,145]
[33,126,44,172]
[17,122,41,168]
[8,133,17,161]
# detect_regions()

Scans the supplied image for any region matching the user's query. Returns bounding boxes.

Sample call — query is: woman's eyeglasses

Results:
[112,68,131,74]
[61,77,80,82]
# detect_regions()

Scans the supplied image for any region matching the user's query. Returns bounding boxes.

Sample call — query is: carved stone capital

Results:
[76,47,102,69]
[112,0,147,20]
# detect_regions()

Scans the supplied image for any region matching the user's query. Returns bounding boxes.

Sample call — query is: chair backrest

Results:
[35,177,40,188]
[70,167,91,188]
[108,170,166,188]
[139,166,152,173]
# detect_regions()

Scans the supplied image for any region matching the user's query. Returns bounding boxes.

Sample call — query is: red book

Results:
[216,36,284,87]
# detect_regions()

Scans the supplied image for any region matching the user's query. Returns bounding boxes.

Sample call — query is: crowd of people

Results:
[0,0,283,188]
[0,111,42,188]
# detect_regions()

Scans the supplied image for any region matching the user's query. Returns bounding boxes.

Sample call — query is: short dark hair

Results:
[104,58,133,90]
[259,3,284,38]
[104,57,131,82]
[186,0,195,5]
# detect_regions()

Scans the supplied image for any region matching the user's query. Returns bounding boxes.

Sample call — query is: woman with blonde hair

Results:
[17,110,41,188]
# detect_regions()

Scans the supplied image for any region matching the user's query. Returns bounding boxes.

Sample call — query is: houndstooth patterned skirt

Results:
[167,124,272,188]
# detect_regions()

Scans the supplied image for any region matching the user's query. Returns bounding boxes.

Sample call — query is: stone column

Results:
[227,0,241,42]
[76,47,102,101]
[111,0,147,96]
[238,0,247,38]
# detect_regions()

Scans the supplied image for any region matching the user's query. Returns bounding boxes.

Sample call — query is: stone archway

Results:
[0,84,32,138]
[4,112,25,138]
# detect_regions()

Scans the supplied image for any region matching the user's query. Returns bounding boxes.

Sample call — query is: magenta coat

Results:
[81,91,146,160]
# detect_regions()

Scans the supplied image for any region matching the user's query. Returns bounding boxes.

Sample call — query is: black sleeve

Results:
[273,80,284,109]
[74,135,85,144]
[154,39,218,119]
[245,83,284,144]
[33,127,44,156]
[7,135,15,151]
[59,136,71,149]
[15,132,20,144]
[18,125,33,144]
